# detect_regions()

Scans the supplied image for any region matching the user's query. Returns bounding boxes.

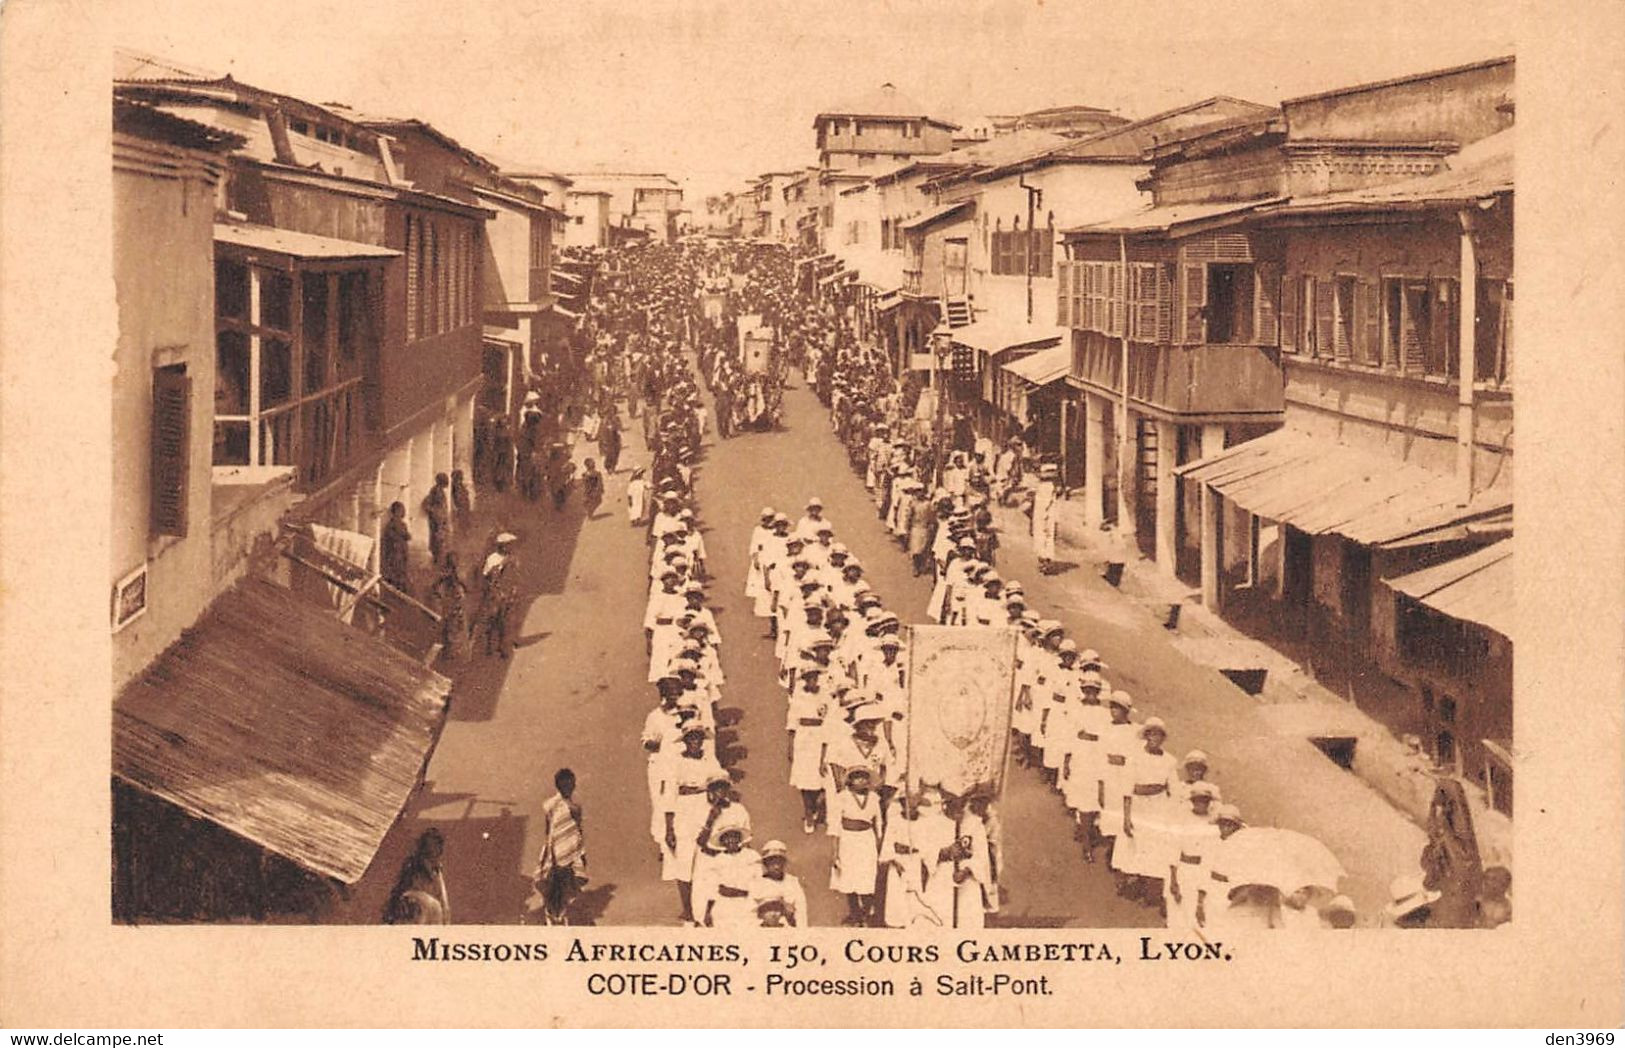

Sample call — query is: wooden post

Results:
[1457,209,1478,505]
[1083,393,1105,529]
[1155,419,1178,575]
[1201,486,1221,610]
[248,269,262,465]
[1116,236,1133,535]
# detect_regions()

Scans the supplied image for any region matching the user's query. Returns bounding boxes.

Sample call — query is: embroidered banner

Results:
[905,626,1018,798]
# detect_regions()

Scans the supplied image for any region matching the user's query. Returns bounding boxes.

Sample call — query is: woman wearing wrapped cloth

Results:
[430,552,469,661]
[531,768,586,926]
[384,829,450,925]
[829,767,883,925]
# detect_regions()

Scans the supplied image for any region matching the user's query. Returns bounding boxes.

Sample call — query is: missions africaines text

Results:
[411,938,1119,964]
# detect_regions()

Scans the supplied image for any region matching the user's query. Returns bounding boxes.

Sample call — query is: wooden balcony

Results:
[1069,332,1284,420]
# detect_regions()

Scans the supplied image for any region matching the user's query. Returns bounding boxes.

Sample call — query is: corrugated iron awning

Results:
[900,199,975,232]
[1386,539,1513,641]
[1000,343,1072,385]
[951,320,1067,355]
[114,579,451,884]
[1062,197,1281,238]
[215,220,400,262]
[1177,429,1513,547]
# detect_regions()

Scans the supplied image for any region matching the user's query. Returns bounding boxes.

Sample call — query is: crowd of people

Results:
[382,234,1504,932]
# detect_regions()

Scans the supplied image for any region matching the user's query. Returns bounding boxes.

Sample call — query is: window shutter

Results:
[1072,263,1085,331]
[406,217,419,342]
[1253,262,1280,346]
[1314,280,1335,359]
[1279,271,1299,352]
[1180,262,1206,344]
[1333,282,1352,360]
[1401,285,1426,371]
[1155,263,1175,343]
[1359,280,1382,365]
[150,368,191,537]
[1056,263,1072,327]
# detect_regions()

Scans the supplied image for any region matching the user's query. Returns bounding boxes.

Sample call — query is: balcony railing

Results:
[1070,333,1284,418]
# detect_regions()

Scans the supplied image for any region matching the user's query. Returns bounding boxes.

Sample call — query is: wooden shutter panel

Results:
[1314,280,1335,359]
[1155,263,1175,343]
[150,368,191,537]
[1180,262,1206,344]
[1279,271,1299,351]
[1254,262,1281,346]
[1359,279,1381,365]
[1056,262,1072,327]
[1401,285,1426,371]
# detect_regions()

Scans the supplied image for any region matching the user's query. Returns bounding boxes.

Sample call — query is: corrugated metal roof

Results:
[1387,539,1513,640]
[114,579,451,884]
[900,199,975,232]
[1178,429,1512,546]
[952,319,1067,354]
[214,221,400,261]
[1001,343,1072,385]
[1062,196,1280,237]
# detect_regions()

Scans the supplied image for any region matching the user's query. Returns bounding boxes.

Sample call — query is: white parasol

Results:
[1220,827,1346,891]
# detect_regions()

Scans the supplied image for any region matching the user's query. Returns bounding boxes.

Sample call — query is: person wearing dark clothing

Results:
[599,418,623,474]
[423,473,452,567]
[581,458,605,516]
[450,469,472,516]
[476,534,519,658]
[431,552,469,661]
[549,444,576,511]
[490,418,514,493]
[381,501,412,595]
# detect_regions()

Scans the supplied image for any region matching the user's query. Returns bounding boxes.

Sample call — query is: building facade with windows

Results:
[1061,57,1516,808]
[110,99,275,692]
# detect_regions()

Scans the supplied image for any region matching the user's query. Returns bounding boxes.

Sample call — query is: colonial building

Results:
[108,81,455,923]
[1063,56,1515,807]
[566,171,685,243]
[564,188,612,248]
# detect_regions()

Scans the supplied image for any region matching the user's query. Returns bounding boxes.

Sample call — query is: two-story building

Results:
[935,98,1273,466]
[567,171,685,243]
[108,83,453,923]
[564,188,612,248]
[1066,57,1516,807]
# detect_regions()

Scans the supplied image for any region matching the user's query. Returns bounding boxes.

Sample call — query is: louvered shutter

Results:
[1155,263,1175,343]
[1279,272,1299,352]
[1359,280,1382,365]
[1111,263,1124,337]
[1253,262,1280,346]
[1180,262,1207,344]
[1314,280,1335,359]
[1056,262,1072,327]
[150,367,191,537]
[1333,281,1352,360]
[1401,285,1426,371]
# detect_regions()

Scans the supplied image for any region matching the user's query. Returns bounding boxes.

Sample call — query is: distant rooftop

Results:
[815,82,959,130]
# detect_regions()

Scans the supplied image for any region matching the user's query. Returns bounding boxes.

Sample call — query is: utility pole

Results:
[1020,178,1041,323]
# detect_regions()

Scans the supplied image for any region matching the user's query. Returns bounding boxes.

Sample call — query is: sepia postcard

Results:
[0,0,1620,1030]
